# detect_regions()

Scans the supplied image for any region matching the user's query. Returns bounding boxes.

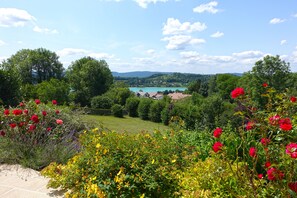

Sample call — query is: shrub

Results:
[149,100,165,123]
[125,97,140,117]
[91,95,113,109]
[111,104,123,118]
[138,98,152,120]
[0,99,86,170]
[42,129,198,197]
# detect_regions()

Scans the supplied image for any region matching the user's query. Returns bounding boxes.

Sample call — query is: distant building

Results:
[135,92,164,100]
[168,93,191,101]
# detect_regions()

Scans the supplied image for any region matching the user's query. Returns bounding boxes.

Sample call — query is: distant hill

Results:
[112,71,172,78]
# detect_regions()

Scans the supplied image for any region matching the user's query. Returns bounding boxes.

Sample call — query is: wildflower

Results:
[246,121,255,130]
[267,168,284,181]
[291,96,297,103]
[286,143,297,158]
[279,118,292,131]
[56,110,60,114]
[23,109,29,115]
[260,138,270,146]
[29,124,36,131]
[231,87,245,99]
[35,99,41,105]
[262,82,268,87]
[4,109,10,115]
[19,102,25,107]
[213,142,223,153]
[42,111,47,116]
[265,162,271,168]
[9,123,17,128]
[269,114,280,126]
[0,130,6,136]
[12,109,22,116]
[18,122,26,127]
[258,174,263,179]
[249,147,257,158]
[52,100,57,105]
[289,182,297,193]
[213,128,223,138]
[56,119,63,125]
[47,127,52,131]
[30,114,39,123]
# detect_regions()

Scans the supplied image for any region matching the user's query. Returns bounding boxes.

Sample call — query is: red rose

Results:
[18,122,26,127]
[42,111,47,116]
[269,114,280,125]
[260,138,270,146]
[0,130,6,136]
[52,100,57,105]
[4,109,10,115]
[267,168,284,181]
[29,124,36,131]
[213,128,223,138]
[262,82,268,87]
[30,114,39,123]
[286,143,297,158]
[46,127,52,131]
[291,96,297,103]
[249,147,257,158]
[279,118,292,131]
[258,174,263,179]
[231,87,245,99]
[265,161,271,168]
[19,102,25,107]
[35,99,41,105]
[56,119,63,125]
[9,123,17,128]
[246,121,255,130]
[55,110,60,114]
[213,142,223,153]
[289,182,297,193]
[12,109,23,116]
[23,109,29,115]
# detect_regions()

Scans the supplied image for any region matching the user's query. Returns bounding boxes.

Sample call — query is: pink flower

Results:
[249,147,257,158]
[289,182,297,193]
[213,128,223,138]
[23,109,29,115]
[231,87,245,99]
[265,161,271,168]
[30,114,39,123]
[56,119,63,125]
[42,111,47,116]
[0,130,5,136]
[55,110,60,114]
[29,124,36,131]
[262,82,268,87]
[35,99,41,105]
[286,143,297,158]
[9,123,17,128]
[267,168,284,181]
[279,118,292,131]
[19,102,25,107]
[213,142,223,153]
[260,138,270,146]
[258,174,263,179]
[246,122,255,130]
[269,114,280,126]
[12,109,22,116]
[291,96,297,103]
[4,109,10,116]
[52,100,57,105]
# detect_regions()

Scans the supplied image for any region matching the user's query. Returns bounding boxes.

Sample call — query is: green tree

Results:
[187,80,201,93]
[138,98,152,120]
[149,100,165,123]
[66,57,113,106]
[2,48,64,84]
[0,69,21,106]
[125,97,140,117]
[216,74,240,100]
[111,104,123,118]
[91,96,113,109]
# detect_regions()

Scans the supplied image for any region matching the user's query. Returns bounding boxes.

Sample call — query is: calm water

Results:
[129,87,187,93]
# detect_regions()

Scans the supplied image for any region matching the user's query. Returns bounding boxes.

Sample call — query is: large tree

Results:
[0,69,21,106]
[66,57,113,106]
[2,48,64,84]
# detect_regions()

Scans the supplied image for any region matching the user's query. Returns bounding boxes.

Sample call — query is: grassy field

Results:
[83,115,170,133]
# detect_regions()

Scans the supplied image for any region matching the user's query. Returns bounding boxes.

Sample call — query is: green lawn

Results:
[83,115,170,133]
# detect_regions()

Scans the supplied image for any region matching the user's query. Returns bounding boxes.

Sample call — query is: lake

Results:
[129,87,187,93]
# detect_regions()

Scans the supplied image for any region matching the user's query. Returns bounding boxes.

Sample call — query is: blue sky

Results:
[0,0,297,74]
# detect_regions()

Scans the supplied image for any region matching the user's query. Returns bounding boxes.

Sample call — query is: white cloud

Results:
[210,31,224,38]
[146,49,155,54]
[163,18,207,35]
[0,56,8,62]
[88,52,114,59]
[193,1,219,14]
[57,48,90,57]
[269,18,286,24]
[134,0,169,8]
[232,50,264,58]
[162,35,205,50]
[293,13,297,18]
[33,25,58,34]
[0,8,36,27]
[0,40,6,46]
[280,40,287,45]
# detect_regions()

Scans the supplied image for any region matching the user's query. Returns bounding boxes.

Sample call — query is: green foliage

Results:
[66,57,113,106]
[91,95,114,109]
[36,78,70,104]
[103,86,132,106]
[20,84,38,101]
[149,100,165,123]
[0,100,86,170]
[42,129,197,197]
[111,104,123,118]
[125,97,140,117]
[187,80,201,94]
[138,98,152,120]
[0,69,21,106]
[2,48,63,84]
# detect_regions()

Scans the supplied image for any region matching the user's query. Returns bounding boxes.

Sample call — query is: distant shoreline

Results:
[129,87,186,93]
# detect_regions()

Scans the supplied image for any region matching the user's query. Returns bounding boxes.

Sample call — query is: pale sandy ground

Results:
[0,164,65,198]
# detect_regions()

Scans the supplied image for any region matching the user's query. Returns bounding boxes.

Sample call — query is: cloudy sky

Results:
[0,0,297,74]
